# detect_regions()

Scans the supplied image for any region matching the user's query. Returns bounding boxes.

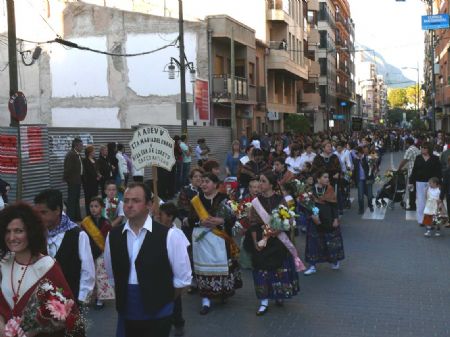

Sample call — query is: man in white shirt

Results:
[34,189,95,305]
[116,144,129,186]
[299,144,317,171]
[104,182,192,337]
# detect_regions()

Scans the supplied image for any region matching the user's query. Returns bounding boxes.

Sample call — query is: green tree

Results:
[405,84,420,108]
[387,88,408,108]
[411,117,427,131]
[285,114,311,134]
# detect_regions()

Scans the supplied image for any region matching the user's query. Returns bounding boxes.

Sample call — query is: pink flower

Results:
[45,298,74,321]
[5,316,25,337]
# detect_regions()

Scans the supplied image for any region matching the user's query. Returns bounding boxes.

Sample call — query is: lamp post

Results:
[178,0,188,136]
[401,65,420,118]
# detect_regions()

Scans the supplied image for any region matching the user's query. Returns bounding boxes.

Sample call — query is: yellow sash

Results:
[190,195,240,258]
[81,217,105,252]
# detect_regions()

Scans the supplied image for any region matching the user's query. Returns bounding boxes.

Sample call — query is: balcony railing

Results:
[212,75,248,100]
[267,0,289,13]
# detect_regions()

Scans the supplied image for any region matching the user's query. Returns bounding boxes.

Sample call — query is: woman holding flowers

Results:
[188,172,242,315]
[304,170,345,276]
[244,172,300,316]
[0,203,84,337]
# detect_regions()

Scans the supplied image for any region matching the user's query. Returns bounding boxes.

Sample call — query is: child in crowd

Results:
[159,202,191,337]
[81,196,115,309]
[103,180,125,227]
[298,175,315,234]
[423,177,443,237]
[238,177,260,269]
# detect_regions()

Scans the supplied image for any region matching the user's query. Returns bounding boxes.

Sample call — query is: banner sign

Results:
[130,126,175,171]
[195,79,209,120]
[422,14,450,30]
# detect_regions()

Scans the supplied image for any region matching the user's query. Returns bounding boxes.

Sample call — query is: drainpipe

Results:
[207,26,214,126]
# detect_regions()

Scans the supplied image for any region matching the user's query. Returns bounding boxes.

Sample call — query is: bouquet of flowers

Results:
[297,191,319,216]
[105,197,119,222]
[258,205,296,248]
[5,279,81,337]
[367,152,379,177]
[228,198,253,235]
[344,170,353,182]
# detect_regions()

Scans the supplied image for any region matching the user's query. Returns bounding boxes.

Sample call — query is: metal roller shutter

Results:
[0,127,18,203]
[20,125,51,202]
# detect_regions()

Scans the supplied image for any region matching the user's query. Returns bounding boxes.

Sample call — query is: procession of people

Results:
[1,128,450,337]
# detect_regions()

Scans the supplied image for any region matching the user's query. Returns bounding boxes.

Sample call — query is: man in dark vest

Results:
[104,182,192,337]
[34,189,95,304]
[63,138,84,221]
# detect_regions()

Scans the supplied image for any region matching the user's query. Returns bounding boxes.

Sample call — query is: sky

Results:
[349,0,426,84]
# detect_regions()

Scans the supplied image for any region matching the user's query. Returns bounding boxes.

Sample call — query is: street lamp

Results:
[165,57,196,83]
[401,64,420,118]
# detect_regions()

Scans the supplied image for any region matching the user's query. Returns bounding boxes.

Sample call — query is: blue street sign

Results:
[340,101,348,107]
[333,114,345,120]
[422,14,450,30]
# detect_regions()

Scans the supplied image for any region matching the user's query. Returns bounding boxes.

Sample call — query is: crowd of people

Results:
[1,128,450,337]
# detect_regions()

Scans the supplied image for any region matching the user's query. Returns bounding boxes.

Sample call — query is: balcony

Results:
[212,75,256,103]
[308,0,319,11]
[336,84,351,98]
[267,46,308,80]
[308,59,320,78]
[302,92,321,107]
[308,26,320,45]
[267,0,290,23]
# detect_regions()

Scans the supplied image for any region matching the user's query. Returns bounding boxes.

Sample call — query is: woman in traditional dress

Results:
[244,171,299,316]
[188,172,242,315]
[80,196,114,310]
[304,170,345,276]
[178,167,204,294]
[0,203,84,337]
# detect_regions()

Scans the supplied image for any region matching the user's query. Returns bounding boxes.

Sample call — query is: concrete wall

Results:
[0,1,207,128]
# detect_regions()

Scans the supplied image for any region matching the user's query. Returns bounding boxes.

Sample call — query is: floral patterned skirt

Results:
[252,256,299,300]
[305,220,345,265]
[95,255,115,300]
[196,259,242,299]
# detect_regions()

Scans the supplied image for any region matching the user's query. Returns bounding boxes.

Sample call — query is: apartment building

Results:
[81,0,317,133]
[333,0,355,131]
[301,0,323,132]
[317,0,337,130]
[266,0,309,133]
[432,0,450,131]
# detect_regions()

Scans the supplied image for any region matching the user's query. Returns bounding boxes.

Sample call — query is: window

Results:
[319,58,327,76]
[216,119,231,127]
[319,85,327,104]
[319,31,327,48]
[249,62,255,85]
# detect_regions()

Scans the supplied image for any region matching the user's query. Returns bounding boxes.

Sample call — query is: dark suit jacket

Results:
[64,149,82,185]
[352,155,373,182]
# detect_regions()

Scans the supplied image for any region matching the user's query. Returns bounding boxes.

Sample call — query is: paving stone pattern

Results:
[87,152,450,337]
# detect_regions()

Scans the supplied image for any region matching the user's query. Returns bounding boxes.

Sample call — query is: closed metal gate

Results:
[1,125,231,203]
[20,125,51,202]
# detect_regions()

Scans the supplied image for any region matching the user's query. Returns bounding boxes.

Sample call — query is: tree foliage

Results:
[285,114,311,134]
[387,85,421,109]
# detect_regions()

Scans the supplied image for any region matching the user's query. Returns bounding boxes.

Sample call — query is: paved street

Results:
[87,152,450,337]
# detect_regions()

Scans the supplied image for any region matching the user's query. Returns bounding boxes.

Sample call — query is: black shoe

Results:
[94,303,105,310]
[199,305,210,315]
[187,286,198,295]
[369,206,374,213]
[256,305,268,316]
[405,207,416,211]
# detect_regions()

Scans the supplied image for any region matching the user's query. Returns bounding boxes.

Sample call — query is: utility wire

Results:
[0,34,179,57]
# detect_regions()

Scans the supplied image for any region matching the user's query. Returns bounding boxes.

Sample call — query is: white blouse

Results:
[0,255,54,309]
